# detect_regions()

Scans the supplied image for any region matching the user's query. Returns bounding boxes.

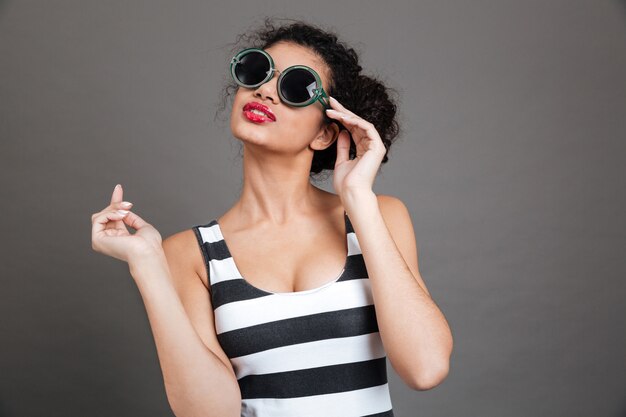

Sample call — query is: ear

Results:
[309,122,340,151]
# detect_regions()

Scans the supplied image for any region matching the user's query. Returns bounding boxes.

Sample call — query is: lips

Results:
[243,102,276,122]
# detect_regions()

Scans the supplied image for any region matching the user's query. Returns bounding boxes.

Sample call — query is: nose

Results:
[253,70,280,104]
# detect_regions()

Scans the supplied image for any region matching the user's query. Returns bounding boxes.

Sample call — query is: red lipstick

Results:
[243,102,276,123]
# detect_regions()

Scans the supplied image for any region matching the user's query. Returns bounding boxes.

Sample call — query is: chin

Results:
[231,123,268,146]
[231,113,274,143]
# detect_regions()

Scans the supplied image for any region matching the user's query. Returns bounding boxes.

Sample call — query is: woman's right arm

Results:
[90,184,240,417]
[129,236,242,417]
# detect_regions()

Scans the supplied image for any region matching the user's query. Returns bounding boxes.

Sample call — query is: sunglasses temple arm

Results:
[317,90,351,140]
[316,89,331,109]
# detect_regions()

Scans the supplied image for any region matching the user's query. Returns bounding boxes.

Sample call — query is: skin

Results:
[215,40,354,292]
[91,40,453,415]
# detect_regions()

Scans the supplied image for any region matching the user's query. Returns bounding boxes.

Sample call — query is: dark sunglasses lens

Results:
[234,51,270,86]
[281,68,318,104]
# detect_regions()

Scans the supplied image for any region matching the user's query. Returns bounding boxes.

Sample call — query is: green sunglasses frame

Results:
[230,47,331,109]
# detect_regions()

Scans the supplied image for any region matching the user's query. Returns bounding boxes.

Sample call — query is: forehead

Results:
[264,42,331,86]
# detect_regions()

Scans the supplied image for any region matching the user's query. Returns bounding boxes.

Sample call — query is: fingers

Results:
[326,106,371,129]
[107,184,132,224]
[325,96,357,127]
[325,98,385,155]
[325,98,370,134]
[330,112,365,129]
[91,185,152,257]
[91,188,136,237]
[91,208,131,237]
[326,110,372,140]
[91,203,139,228]
[110,184,133,209]
[120,210,148,230]
[110,183,123,206]
[335,130,351,166]
[328,96,357,117]
[91,205,147,242]
[106,199,134,211]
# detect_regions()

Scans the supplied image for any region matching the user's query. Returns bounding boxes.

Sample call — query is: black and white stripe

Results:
[193,212,394,417]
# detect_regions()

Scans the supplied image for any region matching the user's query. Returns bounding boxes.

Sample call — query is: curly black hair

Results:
[215,17,402,182]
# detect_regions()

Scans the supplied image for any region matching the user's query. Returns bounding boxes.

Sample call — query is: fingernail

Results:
[330,96,337,102]
[117,210,129,215]
[120,201,132,208]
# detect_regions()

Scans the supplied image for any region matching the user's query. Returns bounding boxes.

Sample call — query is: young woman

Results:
[91,18,453,417]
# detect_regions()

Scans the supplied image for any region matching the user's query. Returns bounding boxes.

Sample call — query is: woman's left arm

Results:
[325,96,453,391]
[344,190,453,391]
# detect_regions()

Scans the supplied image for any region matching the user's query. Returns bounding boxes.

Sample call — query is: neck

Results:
[233,143,327,225]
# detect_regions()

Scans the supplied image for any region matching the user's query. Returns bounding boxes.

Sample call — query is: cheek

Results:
[291,105,324,129]
[230,92,246,129]
[231,89,244,114]
[282,109,325,143]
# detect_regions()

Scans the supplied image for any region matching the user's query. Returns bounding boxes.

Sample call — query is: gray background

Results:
[1,1,625,416]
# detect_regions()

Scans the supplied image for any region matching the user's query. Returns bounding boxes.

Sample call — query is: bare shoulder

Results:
[376,193,407,210]
[161,228,209,290]
[375,194,430,296]
[375,194,413,229]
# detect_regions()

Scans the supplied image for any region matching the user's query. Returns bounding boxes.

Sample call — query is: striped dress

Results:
[192,211,394,417]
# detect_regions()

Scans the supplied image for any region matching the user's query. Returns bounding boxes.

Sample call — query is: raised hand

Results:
[325,96,386,198]
[91,184,163,264]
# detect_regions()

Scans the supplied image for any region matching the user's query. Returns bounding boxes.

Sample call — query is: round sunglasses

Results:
[230,47,332,109]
